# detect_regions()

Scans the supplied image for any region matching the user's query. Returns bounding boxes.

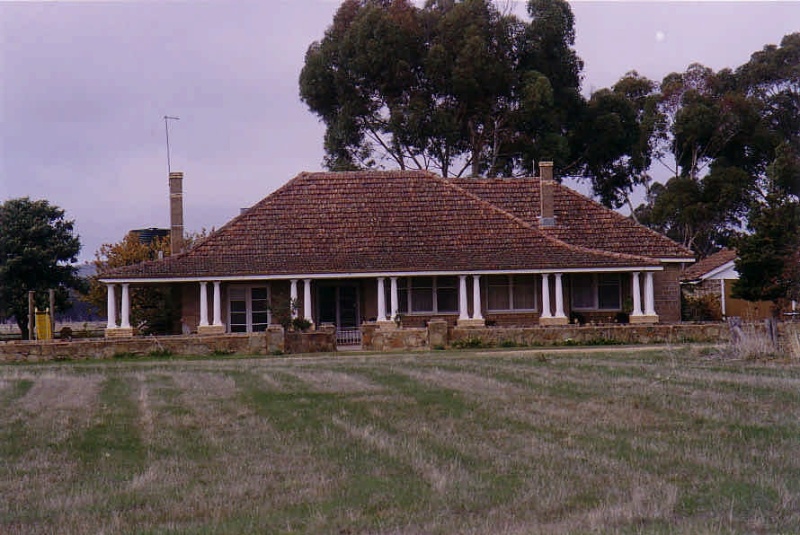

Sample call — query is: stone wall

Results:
[0,330,285,364]
[362,321,733,351]
[450,322,729,347]
[285,328,336,354]
[362,323,428,351]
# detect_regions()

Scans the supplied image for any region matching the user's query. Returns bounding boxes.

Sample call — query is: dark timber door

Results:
[316,283,361,345]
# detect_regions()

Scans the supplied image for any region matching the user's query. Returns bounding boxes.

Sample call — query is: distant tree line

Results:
[300,0,800,307]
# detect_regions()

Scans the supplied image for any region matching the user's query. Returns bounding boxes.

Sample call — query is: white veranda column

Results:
[120,283,131,329]
[212,281,222,326]
[541,274,552,318]
[472,275,483,320]
[390,277,399,320]
[106,284,117,329]
[554,273,567,318]
[644,272,656,316]
[377,277,387,321]
[631,272,643,316]
[199,281,209,326]
[303,279,313,322]
[290,279,299,319]
[458,275,469,321]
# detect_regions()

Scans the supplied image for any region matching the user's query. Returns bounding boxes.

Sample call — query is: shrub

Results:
[291,317,312,332]
[148,348,173,358]
[569,311,586,325]
[682,292,722,321]
[452,337,489,349]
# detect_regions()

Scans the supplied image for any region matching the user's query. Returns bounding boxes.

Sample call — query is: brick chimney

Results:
[169,171,184,255]
[539,161,556,228]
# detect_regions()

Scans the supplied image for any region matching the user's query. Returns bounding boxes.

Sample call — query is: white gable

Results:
[702,260,738,281]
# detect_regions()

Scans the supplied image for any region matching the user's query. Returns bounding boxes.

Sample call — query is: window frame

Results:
[485,274,538,313]
[570,274,622,311]
[394,276,461,315]
[227,284,271,333]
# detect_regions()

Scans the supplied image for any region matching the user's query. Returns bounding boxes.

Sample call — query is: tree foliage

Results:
[301,10,800,302]
[733,194,800,307]
[633,33,800,268]
[87,228,212,335]
[299,0,584,177]
[575,71,661,211]
[0,198,83,339]
[87,233,177,335]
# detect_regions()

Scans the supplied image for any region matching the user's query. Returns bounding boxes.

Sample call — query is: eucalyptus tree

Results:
[299,0,585,177]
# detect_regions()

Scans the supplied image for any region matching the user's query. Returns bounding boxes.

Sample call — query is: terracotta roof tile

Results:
[450,177,695,260]
[681,248,737,281]
[102,171,673,281]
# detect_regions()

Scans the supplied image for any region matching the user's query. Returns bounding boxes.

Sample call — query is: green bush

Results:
[452,337,489,349]
[682,292,722,321]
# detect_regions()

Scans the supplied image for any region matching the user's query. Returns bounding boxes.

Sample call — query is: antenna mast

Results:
[163,115,180,173]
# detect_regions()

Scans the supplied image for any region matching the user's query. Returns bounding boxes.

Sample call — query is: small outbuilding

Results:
[681,248,775,320]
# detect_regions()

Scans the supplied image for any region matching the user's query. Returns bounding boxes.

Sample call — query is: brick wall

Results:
[654,264,683,322]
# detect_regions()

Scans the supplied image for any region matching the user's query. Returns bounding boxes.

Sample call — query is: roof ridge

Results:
[442,176,659,266]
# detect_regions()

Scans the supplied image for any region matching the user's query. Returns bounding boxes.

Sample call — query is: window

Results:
[228,285,270,332]
[486,275,537,311]
[570,274,621,310]
[411,277,433,313]
[435,276,459,313]
[395,276,460,314]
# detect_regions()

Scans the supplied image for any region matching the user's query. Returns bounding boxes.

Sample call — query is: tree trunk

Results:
[16,317,29,341]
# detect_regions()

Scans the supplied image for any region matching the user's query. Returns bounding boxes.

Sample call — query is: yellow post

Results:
[34,308,53,341]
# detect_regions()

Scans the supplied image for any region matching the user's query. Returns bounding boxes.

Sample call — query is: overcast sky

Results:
[2,1,799,262]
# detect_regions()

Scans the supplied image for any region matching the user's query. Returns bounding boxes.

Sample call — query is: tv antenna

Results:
[163,115,180,173]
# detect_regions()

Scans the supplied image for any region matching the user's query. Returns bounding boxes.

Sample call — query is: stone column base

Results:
[539,316,569,326]
[377,320,399,330]
[105,327,134,338]
[198,324,226,335]
[456,318,485,327]
[629,314,659,324]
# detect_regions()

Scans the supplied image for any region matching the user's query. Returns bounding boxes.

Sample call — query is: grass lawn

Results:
[1,347,798,534]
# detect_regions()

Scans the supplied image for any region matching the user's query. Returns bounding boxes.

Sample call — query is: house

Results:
[99,163,694,342]
[681,248,775,320]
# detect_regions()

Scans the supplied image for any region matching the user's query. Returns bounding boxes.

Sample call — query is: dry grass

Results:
[1,347,799,534]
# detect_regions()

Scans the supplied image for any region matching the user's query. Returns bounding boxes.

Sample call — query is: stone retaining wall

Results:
[4,321,797,363]
[0,329,284,363]
[362,321,735,351]
[450,322,731,347]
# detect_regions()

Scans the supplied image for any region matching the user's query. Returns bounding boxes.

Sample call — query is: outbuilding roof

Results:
[681,248,737,282]
[101,170,688,281]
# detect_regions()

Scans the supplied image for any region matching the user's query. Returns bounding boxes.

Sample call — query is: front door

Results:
[316,283,360,328]
[317,283,361,345]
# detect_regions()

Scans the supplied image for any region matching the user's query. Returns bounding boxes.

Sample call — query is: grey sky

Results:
[2,1,799,262]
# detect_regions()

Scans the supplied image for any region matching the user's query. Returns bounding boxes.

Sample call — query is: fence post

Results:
[28,291,35,340]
